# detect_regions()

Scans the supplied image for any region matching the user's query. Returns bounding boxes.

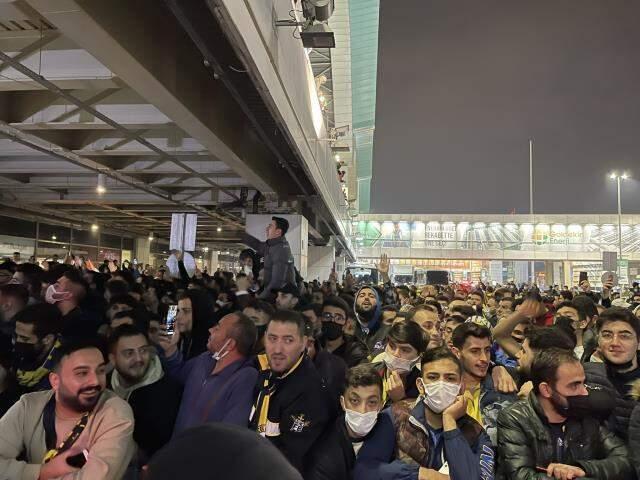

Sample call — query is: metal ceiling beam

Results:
[0,49,242,202]
[0,120,244,228]
[0,169,240,178]
[0,200,149,237]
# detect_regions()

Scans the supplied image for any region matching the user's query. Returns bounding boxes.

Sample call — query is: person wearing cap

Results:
[243,216,296,301]
[276,283,301,310]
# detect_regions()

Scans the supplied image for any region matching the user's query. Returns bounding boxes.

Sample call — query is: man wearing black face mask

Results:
[497,348,631,480]
[321,297,368,368]
[12,304,64,394]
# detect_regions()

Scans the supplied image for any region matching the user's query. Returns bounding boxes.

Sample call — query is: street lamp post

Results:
[610,172,629,281]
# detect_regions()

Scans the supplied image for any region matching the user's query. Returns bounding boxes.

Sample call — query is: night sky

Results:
[371,0,640,214]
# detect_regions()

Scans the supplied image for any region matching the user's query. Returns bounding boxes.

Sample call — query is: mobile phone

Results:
[579,271,588,283]
[165,304,178,336]
[66,451,87,468]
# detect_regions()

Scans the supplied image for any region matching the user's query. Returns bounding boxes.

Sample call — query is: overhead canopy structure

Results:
[0,0,355,257]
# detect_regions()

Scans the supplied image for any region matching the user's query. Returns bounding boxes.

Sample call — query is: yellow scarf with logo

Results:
[251,353,305,435]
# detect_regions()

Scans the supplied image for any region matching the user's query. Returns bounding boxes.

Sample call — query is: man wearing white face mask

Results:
[45,270,93,341]
[371,321,426,405]
[159,312,258,435]
[354,348,495,480]
[305,364,387,480]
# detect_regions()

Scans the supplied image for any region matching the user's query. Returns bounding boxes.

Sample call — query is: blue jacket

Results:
[354,402,495,480]
[165,350,258,435]
[477,375,517,446]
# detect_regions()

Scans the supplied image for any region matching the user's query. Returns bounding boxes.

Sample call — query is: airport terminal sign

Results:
[354,221,639,253]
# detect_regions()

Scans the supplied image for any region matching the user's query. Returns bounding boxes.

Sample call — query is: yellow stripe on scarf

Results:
[255,353,305,435]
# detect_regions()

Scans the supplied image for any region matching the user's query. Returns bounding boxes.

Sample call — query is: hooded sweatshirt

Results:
[353,286,390,357]
[110,355,182,457]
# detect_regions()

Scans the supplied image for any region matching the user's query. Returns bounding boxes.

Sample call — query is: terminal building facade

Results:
[353,214,640,287]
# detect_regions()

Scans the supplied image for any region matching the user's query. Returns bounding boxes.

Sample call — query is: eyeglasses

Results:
[322,312,346,325]
[600,331,636,342]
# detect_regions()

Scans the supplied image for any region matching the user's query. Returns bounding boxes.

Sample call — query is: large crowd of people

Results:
[1,217,640,479]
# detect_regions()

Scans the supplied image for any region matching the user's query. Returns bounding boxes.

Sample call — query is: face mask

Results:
[421,379,460,413]
[212,338,231,361]
[322,321,343,341]
[243,265,253,276]
[13,341,43,366]
[216,300,229,308]
[45,284,71,304]
[383,351,420,373]
[342,400,379,437]
[550,391,570,417]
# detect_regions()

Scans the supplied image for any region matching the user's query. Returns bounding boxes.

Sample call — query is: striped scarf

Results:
[17,339,62,388]
[250,353,305,436]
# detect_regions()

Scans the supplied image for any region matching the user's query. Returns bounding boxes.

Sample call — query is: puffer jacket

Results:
[243,233,296,299]
[496,392,632,480]
[391,400,494,480]
[583,360,640,441]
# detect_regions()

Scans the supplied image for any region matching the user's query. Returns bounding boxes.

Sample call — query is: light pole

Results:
[609,172,629,281]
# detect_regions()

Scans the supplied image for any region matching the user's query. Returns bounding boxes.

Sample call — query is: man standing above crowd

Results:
[497,348,632,479]
[250,310,330,474]
[0,340,134,480]
[108,325,182,459]
[244,216,296,300]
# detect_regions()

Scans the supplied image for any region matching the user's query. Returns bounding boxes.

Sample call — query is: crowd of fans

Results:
[1,223,640,479]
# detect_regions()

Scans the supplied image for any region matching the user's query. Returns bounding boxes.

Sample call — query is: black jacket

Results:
[303,416,355,480]
[584,360,640,441]
[130,374,182,457]
[331,336,369,368]
[110,372,183,458]
[496,392,632,480]
[251,356,332,474]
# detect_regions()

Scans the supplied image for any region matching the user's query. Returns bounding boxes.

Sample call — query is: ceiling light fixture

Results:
[96,173,106,194]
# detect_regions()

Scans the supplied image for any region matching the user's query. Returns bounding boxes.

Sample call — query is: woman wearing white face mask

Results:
[304,364,388,480]
[371,321,426,405]
[353,348,495,480]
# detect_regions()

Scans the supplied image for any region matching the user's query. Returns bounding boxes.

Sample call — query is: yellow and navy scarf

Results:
[17,339,62,389]
[251,353,305,435]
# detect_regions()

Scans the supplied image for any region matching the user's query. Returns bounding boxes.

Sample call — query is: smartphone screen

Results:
[165,305,178,336]
[579,271,588,283]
